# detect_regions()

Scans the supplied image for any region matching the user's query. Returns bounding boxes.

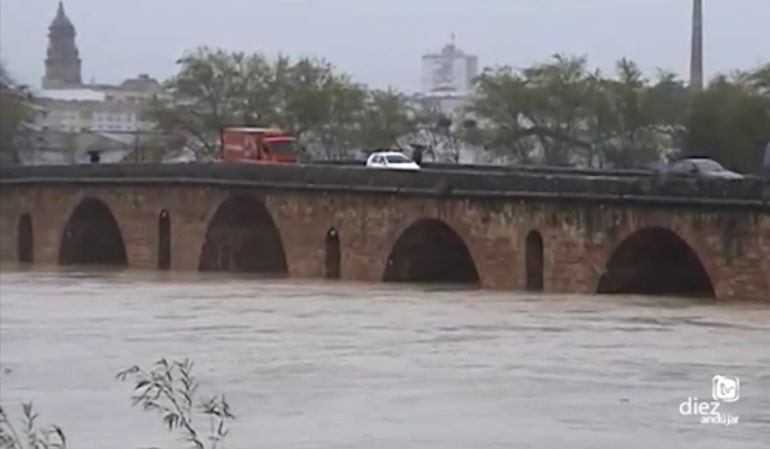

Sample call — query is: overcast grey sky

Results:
[1,0,768,91]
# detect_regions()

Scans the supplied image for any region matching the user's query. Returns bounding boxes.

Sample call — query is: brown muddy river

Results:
[0,268,768,449]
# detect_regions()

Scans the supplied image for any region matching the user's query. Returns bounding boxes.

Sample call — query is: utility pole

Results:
[689,0,704,93]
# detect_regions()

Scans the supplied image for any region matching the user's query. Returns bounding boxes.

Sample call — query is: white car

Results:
[366,151,420,171]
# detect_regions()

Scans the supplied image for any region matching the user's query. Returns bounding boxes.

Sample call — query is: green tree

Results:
[401,100,466,163]
[471,55,599,165]
[145,48,282,159]
[685,64,770,174]
[356,89,415,150]
[588,60,688,168]
[520,55,597,165]
[279,58,368,158]
[470,55,691,168]
[147,48,416,160]
[0,64,33,165]
[468,66,534,163]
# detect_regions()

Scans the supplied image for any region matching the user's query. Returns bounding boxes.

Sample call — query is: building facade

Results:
[417,36,478,121]
[36,78,160,134]
[421,35,478,96]
[35,3,161,136]
[42,2,82,89]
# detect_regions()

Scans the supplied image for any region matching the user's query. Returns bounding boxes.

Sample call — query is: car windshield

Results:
[385,154,410,163]
[265,139,299,156]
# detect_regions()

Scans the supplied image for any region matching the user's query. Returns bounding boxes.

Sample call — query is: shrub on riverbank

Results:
[0,359,233,449]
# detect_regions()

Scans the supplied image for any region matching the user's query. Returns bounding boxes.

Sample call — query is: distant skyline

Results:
[1,0,768,91]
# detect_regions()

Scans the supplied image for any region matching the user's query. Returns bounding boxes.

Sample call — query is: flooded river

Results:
[1,268,768,449]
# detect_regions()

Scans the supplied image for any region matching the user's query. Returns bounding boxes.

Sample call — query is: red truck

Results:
[220,127,301,163]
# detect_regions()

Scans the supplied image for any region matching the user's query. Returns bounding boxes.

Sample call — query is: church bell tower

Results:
[42,2,82,89]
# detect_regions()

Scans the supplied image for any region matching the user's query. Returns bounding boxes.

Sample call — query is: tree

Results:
[150,47,767,168]
[467,66,535,163]
[587,60,688,168]
[147,48,416,161]
[733,63,770,96]
[281,58,367,159]
[518,54,597,165]
[0,64,33,165]
[400,99,465,163]
[685,64,770,174]
[356,89,415,150]
[145,48,280,159]
[470,55,599,166]
[470,55,693,168]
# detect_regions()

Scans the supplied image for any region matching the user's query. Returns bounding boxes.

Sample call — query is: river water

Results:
[0,268,768,449]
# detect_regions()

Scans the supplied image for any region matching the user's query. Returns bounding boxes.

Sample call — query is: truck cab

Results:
[220,127,301,163]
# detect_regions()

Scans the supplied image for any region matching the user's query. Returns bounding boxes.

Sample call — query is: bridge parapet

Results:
[1,163,767,210]
[315,159,655,177]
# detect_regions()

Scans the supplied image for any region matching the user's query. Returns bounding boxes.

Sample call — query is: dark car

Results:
[665,157,744,180]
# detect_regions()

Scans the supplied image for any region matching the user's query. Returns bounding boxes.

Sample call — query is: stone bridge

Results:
[1,163,768,301]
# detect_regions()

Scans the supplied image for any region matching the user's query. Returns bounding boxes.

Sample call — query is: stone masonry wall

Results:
[0,184,768,301]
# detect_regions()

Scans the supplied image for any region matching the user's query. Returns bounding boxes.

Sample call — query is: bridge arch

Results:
[17,213,33,263]
[198,193,288,274]
[383,218,479,284]
[59,197,128,266]
[597,227,715,298]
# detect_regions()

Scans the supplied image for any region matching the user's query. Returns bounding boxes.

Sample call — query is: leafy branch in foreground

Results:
[116,358,235,449]
[0,403,66,449]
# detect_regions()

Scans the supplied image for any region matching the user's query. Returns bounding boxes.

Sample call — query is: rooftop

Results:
[50,1,74,31]
[36,88,106,102]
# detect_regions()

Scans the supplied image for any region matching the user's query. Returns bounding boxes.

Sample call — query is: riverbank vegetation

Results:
[0,359,234,449]
[0,64,34,166]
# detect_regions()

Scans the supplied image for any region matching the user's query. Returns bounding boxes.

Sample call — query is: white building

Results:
[421,35,478,96]
[35,77,160,134]
[418,35,478,120]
